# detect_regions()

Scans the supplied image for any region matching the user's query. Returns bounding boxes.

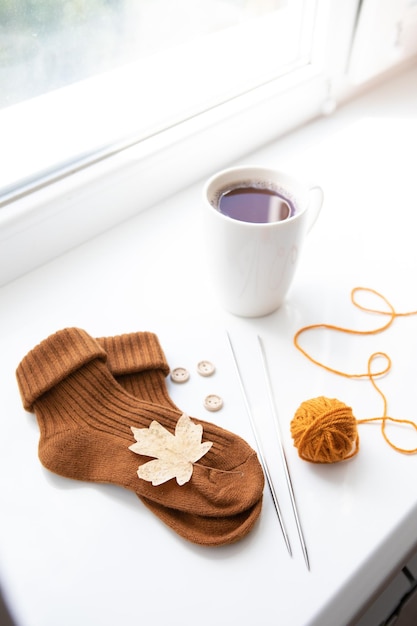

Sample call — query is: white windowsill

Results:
[1,61,417,626]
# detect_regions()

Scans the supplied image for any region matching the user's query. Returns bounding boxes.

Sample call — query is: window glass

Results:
[0,0,318,202]
[1,0,311,108]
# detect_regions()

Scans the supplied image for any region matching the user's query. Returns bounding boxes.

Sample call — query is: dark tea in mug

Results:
[218,183,296,224]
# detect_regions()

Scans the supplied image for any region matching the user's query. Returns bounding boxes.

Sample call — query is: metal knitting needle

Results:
[258,335,310,570]
[226,332,292,557]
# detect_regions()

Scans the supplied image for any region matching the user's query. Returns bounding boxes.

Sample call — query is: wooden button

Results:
[197,360,216,377]
[170,367,190,383]
[204,394,223,411]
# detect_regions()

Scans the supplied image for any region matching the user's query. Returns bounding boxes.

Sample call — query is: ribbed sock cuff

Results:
[96,332,170,377]
[16,328,107,411]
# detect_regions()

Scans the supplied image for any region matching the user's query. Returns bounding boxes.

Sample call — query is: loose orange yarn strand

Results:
[356,353,417,454]
[294,287,417,455]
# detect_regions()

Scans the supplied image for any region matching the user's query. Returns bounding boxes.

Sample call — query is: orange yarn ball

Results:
[290,396,359,463]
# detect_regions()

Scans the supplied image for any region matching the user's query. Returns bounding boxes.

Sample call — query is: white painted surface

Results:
[1,63,417,626]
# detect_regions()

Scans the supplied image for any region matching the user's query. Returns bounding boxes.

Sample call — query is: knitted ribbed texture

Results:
[97,332,170,376]
[139,496,263,545]
[98,331,263,544]
[97,332,177,408]
[16,328,264,545]
[17,328,107,411]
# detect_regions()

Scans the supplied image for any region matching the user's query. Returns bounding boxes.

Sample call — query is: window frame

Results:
[0,0,396,286]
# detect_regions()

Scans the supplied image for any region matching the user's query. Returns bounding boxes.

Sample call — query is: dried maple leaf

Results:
[129,413,213,486]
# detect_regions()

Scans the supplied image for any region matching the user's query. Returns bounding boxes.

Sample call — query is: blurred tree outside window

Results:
[0,0,311,202]
[0,0,291,109]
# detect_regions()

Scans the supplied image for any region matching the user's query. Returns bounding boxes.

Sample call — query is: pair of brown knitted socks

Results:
[16,328,264,546]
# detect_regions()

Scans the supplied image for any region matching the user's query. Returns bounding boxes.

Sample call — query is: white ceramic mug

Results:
[202,165,323,317]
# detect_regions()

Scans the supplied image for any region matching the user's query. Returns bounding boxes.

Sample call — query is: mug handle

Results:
[306,185,324,233]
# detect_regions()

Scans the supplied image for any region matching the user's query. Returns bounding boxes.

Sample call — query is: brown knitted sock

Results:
[16,328,264,545]
[96,331,264,544]
[96,332,178,410]
[141,497,263,546]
